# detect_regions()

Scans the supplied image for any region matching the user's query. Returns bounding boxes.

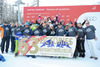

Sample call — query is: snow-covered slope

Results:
[0,51,100,67]
[0,37,100,67]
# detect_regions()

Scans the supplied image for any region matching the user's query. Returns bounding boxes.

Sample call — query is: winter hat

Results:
[39,15,41,17]
[62,20,65,22]
[50,24,53,27]
[54,17,56,20]
[38,19,41,21]
[69,21,73,24]
[66,24,69,26]
[25,22,30,26]
[48,20,52,23]
[4,22,7,24]
[35,24,39,27]
[56,15,58,17]
[44,17,47,20]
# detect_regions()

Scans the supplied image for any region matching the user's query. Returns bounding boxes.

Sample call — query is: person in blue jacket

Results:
[32,24,42,36]
[1,22,11,54]
[22,22,31,36]
[14,22,23,56]
[30,24,42,58]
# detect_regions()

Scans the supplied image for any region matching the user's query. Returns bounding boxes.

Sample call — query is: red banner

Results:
[24,5,100,24]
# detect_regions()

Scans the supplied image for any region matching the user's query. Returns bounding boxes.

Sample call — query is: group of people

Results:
[0,15,98,60]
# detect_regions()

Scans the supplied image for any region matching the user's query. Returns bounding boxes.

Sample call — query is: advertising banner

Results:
[18,36,76,58]
[24,5,100,24]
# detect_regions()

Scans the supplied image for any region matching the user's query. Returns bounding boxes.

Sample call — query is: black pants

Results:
[73,41,78,58]
[1,36,10,53]
[11,36,15,52]
[77,40,85,53]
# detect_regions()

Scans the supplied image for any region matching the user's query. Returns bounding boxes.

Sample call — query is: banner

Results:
[18,36,76,58]
[24,5,100,24]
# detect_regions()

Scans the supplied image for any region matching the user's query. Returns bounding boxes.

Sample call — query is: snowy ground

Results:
[0,37,100,67]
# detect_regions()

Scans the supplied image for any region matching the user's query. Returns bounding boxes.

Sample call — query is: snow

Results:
[0,37,100,67]
[0,51,100,67]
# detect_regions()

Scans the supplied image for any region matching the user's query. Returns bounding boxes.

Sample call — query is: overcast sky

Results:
[7,0,100,6]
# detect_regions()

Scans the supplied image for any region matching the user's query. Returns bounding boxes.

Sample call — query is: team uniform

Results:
[75,20,86,57]
[56,27,66,36]
[54,24,58,31]
[42,27,50,36]
[14,26,23,55]
[62,25,66,29]
[32,28,42,36]
[85,25,97,58]
[22,27,31,36]
[68,26,78,58]
[68,26,78,36]
[77,27,85,57]
[49,29,56,36]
